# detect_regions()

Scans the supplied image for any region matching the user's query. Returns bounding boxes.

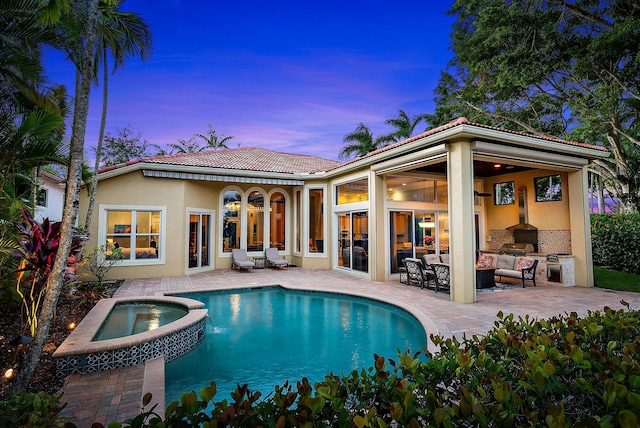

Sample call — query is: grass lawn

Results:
[593,266,640,292]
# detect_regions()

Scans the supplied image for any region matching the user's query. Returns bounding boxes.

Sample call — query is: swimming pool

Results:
[165,287,427,403]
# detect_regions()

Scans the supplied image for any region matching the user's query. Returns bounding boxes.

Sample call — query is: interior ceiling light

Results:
[493,164,501,168]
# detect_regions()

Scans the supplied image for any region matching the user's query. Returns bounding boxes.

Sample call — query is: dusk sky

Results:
[45,1,456,161]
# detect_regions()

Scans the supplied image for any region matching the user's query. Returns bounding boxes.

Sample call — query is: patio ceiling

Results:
[415,160,532,178]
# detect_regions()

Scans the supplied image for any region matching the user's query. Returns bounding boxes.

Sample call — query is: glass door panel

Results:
[352,212,368,273]
[337,213,351,268]
[189,213,211,269]
[389,211,413,274]
[201,214,210,267]
[415,212,436,260]
[438,213,449,254]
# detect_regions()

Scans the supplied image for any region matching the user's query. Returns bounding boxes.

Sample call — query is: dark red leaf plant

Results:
[11,208,84,336]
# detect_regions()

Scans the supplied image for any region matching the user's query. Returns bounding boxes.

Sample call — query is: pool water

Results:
[165,288,427,403]
[93,303,189,341]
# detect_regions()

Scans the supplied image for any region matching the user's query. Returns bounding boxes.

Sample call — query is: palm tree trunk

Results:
[84,48,109,234]
[30,167,39,216]
[10,0,100,393]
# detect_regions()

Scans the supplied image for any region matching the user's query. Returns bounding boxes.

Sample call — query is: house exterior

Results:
[35,169,65,222]
[78,118,609,303]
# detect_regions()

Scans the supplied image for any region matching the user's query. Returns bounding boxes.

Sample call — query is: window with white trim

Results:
[101,206,164,263]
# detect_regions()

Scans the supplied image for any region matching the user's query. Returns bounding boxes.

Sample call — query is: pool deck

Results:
[60,268,640,426]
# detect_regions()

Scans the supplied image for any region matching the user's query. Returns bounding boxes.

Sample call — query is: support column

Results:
[568,166,593,287]
[371,171,386,281]
[447,140,476,303]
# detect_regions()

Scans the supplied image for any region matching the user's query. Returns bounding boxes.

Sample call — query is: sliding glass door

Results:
[188,212,211,270]
[337,211,368,273]
[389,211,413,274]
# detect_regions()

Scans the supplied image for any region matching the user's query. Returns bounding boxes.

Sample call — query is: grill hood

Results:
[506,187,537,231]
[506,222,538,231]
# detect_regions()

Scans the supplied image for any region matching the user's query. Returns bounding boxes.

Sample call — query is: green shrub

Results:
[86,303,640,428]
[591,214,640,274]
[0,391,66,428]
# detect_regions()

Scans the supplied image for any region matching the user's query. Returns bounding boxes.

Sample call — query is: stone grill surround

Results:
[489,230,572,255]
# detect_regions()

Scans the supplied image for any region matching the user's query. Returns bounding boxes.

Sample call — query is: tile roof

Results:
[100,147,341,175]
[338,117,608,167]
[99,118,608,176]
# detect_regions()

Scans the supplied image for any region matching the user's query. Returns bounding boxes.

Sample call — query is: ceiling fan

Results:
[474,190,492,197]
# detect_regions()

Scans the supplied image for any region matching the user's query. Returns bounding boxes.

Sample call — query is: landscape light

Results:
[4,368,14,379]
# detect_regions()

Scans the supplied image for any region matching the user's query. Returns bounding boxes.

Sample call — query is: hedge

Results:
[591,214,640,274]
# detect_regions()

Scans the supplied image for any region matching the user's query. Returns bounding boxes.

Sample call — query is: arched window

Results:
[247,190,264,252]
[222,189,242,253]
[270,192,286,250]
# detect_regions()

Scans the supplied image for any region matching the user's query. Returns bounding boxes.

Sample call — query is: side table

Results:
[253,256,267,269]
[475,267,496,289]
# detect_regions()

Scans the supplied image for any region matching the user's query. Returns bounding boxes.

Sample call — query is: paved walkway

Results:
[60,268,640,426]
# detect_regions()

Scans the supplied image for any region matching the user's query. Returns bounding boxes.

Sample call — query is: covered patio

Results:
[360,119,610,303]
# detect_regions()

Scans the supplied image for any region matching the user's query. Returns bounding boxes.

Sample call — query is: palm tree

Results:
[84,3,152,233]
[0,0,61,115]
[0,110,66,205]
[382,109,425,142]
[338,123,387,160]
[169,137,202,154]
[10,0,110,393]
[193,124,234,151]
[149,143,170,156]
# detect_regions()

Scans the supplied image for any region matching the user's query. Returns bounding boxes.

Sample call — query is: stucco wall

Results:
[35,176,65,222]
[483,169,571,232]
[79,173,319,278]
[79,171,187,280]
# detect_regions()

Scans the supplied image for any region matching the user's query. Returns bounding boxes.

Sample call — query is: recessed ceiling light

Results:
[402,183,407,186]
[493,164,501,168]
[506,165,515,169]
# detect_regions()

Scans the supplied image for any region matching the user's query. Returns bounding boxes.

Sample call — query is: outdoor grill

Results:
[500,243,535,256]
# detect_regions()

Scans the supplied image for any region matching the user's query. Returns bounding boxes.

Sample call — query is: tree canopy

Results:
[338,123,387,160]
[427,0,640,212]
[97,125,149,167]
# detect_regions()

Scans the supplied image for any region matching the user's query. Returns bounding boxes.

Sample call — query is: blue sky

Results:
[45,1,456,161]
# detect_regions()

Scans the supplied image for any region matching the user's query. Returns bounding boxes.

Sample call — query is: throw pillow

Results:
[477,254,494,268]
[516,258,534,270]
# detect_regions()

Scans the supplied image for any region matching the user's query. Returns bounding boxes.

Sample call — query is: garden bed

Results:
[0,280,123,399]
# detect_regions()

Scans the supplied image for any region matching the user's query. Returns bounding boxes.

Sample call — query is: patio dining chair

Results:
[231,249,255,271]
[421,254,439,285]
[431,263,451,293]
[265,247,288,269]
[402,258,433,290]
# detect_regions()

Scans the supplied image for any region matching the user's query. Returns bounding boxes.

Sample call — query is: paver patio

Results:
[60,268,640,426]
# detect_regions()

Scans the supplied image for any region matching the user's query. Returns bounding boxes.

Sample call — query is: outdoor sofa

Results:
[477,253,538,287]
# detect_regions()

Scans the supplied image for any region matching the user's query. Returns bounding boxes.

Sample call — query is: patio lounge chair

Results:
[265,247,288,269]
[231,249,255,271]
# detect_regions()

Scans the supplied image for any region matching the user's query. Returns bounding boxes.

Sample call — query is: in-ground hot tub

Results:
[54,296,207,376]
[94,301,190,341]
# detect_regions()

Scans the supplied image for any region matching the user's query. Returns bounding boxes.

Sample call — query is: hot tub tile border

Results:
[54,296,207,377]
